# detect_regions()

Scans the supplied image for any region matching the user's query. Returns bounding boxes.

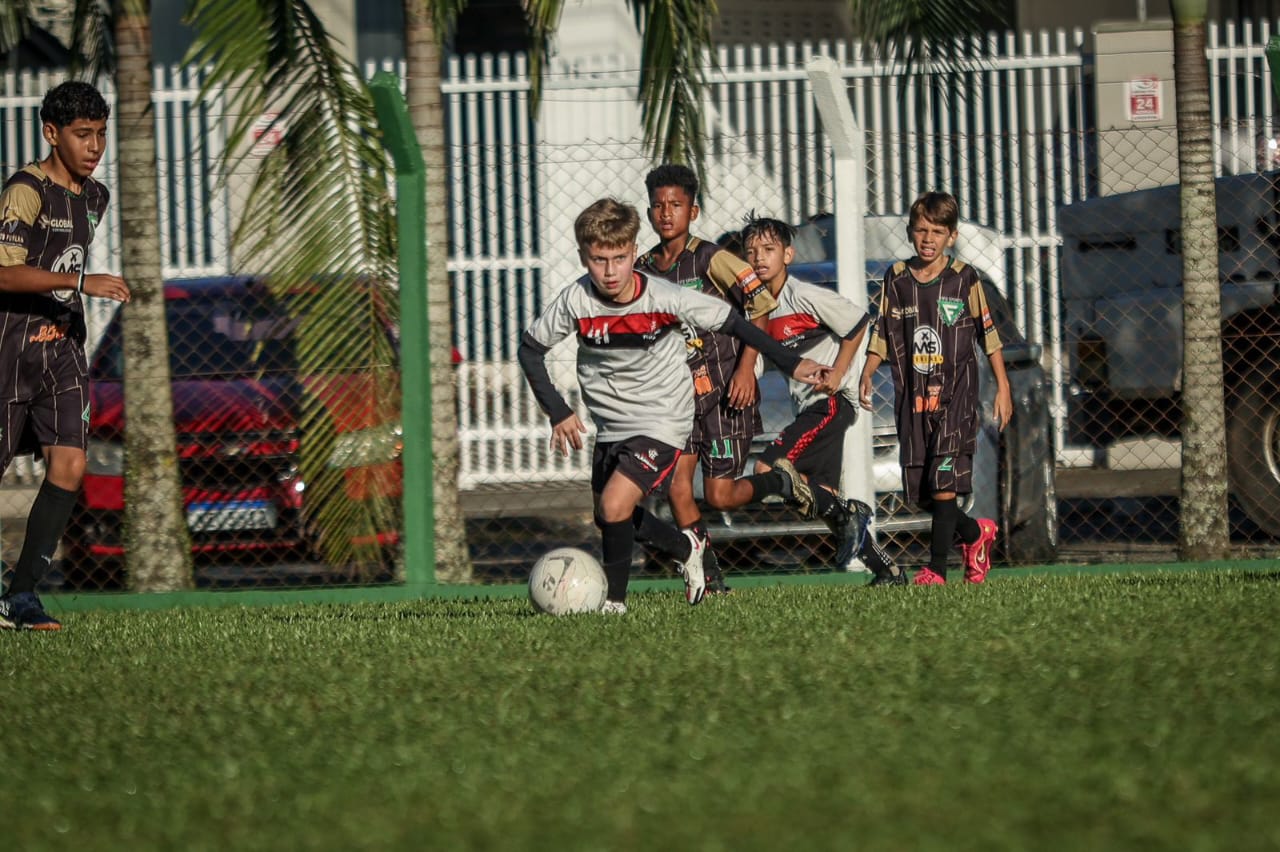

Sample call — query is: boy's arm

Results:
[988,348,1013,431]
[709,247,774,407]
[726,315,767,408]
[718,312,825,384]
[817,317,869,396]
[517,332,575,427]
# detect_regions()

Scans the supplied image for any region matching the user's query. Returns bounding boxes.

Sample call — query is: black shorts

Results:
[687,396,760,482]
[758,394,856,492]
[592,436,682,497]
[0,334,89,470]
[903,453,974,509]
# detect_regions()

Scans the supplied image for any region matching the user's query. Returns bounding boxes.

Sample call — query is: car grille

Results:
[177,430,298,491]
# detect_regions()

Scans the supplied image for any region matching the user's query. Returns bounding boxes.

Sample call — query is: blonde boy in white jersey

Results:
[518,199,827,612]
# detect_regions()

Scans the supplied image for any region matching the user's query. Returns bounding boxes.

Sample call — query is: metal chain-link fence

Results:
[4,21,1280,593]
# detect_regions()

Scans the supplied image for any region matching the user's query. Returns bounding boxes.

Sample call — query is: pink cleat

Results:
[912,567,947,586]
[961,518,999,583]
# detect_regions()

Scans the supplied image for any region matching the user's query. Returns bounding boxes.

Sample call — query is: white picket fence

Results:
[2,20,1277,491]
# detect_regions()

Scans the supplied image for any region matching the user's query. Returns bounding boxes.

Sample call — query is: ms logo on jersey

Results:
[49,246,86,302]
[912,326,944,373]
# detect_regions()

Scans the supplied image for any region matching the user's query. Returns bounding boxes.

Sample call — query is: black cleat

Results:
[862,532,907,586]
[832,498,873,567]
[702,537,732,594]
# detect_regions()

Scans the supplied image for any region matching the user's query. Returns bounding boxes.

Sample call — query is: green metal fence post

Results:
[369,71,434,587]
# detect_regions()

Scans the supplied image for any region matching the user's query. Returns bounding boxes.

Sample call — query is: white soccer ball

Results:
[528,547,608,616]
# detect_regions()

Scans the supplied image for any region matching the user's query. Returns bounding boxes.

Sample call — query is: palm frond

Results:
[185,0,402,573]
[849,0,1010,74]
[0,0,36,55]
[522,0,565,106]
[68,0,116,80]
[629,0,716,175]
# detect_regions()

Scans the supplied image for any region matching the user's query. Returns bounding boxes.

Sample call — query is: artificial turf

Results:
[8,565,1280,851]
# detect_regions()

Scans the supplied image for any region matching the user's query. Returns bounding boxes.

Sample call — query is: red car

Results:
[65,276,404,588]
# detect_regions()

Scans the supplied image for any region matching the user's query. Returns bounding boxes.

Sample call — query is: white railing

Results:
[2,21,1278,491]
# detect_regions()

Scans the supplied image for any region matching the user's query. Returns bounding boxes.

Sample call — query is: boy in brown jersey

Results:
[637,165,776,593]
[858,192,1011,585]
[0,82,132,630]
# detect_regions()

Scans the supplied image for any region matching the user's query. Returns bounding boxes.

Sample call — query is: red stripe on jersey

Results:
[766,313,822,343]
[577,311,680,340]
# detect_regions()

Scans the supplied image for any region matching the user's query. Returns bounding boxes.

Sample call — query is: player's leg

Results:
[0,400,30,630]
[1,346,85,630]
[944,453,997,583]
[600,438,705,607]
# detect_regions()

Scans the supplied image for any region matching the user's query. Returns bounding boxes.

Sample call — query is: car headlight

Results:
[86,438,124,476]
[328,424,403,469]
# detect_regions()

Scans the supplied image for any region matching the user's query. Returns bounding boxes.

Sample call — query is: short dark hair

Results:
[908,191,959,231]
[40,81,110,128]
[645,164,699,202]
[740,213,796,248]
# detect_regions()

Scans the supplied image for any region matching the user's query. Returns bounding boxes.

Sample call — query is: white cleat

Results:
[600,600,628,615]
[678,529,707,606]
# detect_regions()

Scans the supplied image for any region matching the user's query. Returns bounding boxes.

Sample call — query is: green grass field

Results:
[9,566,1280,851]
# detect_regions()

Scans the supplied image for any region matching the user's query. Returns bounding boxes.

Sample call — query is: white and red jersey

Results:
[765,275,869,413]
[524,271,732,449]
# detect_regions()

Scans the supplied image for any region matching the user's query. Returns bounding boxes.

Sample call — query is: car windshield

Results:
[93,295,299,381]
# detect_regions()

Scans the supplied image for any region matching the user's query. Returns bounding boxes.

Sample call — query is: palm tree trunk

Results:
[403,0,471,582]
[1170,0,1230,560]
[115,4,194,589]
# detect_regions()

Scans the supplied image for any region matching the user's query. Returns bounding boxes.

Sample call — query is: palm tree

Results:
[1,0,194,591]
[1169,0,1230,560]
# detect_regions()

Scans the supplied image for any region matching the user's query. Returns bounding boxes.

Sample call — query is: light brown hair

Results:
[574,198,641,250]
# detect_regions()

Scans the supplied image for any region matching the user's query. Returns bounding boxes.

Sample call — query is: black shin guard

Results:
[8,480,78,595]
[955,510,981,545]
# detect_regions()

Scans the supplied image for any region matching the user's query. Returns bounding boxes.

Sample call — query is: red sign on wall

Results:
[1126,77,1162,122]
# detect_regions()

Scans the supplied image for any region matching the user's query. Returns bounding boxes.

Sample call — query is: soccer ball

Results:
[528,547,608,616]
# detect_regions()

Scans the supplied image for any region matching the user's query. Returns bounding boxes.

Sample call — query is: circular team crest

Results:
[49,246,85,302]
[912,325,944,374]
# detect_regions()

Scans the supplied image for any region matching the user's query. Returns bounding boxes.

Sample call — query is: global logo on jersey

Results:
[38,214,74,232]
[49,246,85,303]
[912,325,944,373]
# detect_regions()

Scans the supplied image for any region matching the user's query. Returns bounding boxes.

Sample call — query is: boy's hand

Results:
[550,413,588,456]
[815,366,847,397]
[790,358,831,386]
[993,387,1013,431]
[84,273,131,303]
[857,371,875,411]
[726,365,759,410]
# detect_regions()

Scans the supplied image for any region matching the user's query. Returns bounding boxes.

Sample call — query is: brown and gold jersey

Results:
[0,163,109,341]
[636,236,775,417]
[867,258,1003,463]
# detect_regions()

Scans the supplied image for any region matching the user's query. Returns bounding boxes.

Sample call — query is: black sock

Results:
[631,506,688,557]
[929,498,961,578]
[813,487,841,521]
[740,471,789,502]
[956,510,980,544]
[8,480,77,596]
[599,519,634,602]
